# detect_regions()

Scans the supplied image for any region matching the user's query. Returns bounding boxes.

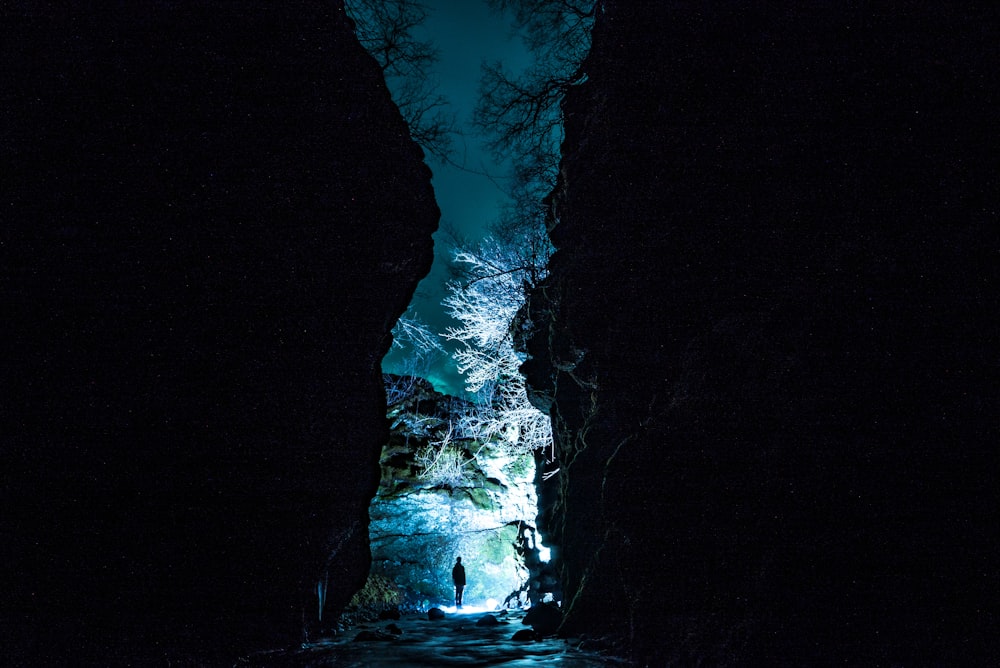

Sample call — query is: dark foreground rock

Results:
[238,609,612,666]
[1,1,437,664]
[522,602,562,637]
[353,630,396,642]
[525,1,999,664]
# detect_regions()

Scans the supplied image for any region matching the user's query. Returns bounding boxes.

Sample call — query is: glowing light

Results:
[442,602,503,615]
[538,546,551,562]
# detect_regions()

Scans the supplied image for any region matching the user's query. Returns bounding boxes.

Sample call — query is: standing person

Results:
[452,557,466,608]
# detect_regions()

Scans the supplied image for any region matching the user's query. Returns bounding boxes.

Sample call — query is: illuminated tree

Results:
[391,311,445,360]
[384,311,445,407]
[453,1,595,459]
[443,234,553,457]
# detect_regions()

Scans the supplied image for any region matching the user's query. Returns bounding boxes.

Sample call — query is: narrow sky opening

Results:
[381,1,531,396]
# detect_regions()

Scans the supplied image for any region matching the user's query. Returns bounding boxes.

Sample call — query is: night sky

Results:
[381,1,531,396]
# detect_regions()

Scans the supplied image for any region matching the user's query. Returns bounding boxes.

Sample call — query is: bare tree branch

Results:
[475,0,596,169]
[442,235,553,457]
[385,310,445,406]
[346,0,457,161]
[441,1,596,459]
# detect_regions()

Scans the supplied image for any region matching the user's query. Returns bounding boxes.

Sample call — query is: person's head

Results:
[456,557,461,564]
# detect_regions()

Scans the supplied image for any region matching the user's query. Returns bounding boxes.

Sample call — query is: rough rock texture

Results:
[365,378,536,608]
[524,3,999,664]
[2,2,437,664]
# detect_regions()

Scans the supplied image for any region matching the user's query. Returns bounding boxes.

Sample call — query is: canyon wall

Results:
[2,2,437,663]
[525,3,998,663]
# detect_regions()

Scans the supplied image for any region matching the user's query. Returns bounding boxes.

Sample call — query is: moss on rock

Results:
[349,573,403,609]
[466,487,495,511]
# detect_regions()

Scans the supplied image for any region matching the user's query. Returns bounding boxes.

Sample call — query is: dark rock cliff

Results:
[2,1,437,664]
[525,3,998,664]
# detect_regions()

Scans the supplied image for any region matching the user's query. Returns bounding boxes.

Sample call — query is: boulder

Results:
[353,630,396,642]
[523,602,562,637]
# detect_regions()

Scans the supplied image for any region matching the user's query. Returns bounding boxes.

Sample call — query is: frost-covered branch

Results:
[442,236,553,457]
[457,378,552,457]
[414,422,473,488]
[392,312,446,356]
[385,311,444,407]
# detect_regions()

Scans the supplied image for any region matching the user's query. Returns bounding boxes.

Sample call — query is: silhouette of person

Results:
[452,556,466,607]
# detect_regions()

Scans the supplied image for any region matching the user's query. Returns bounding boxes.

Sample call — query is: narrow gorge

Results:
[3,2,997,666]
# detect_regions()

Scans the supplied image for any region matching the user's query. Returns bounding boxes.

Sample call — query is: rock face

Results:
[2,2,437,663]
[365,378,537,609]
[524,3,998,664]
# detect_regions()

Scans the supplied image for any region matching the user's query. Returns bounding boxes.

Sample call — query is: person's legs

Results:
[455,586,464,607]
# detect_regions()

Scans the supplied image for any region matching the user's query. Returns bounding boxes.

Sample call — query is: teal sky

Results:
[382,1,531,396]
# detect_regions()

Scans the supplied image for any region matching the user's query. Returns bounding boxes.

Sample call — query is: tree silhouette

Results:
[475,0,596,187]
[345,0,456,160]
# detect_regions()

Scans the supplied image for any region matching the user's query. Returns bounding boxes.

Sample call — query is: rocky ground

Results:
[239,607,622,667]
